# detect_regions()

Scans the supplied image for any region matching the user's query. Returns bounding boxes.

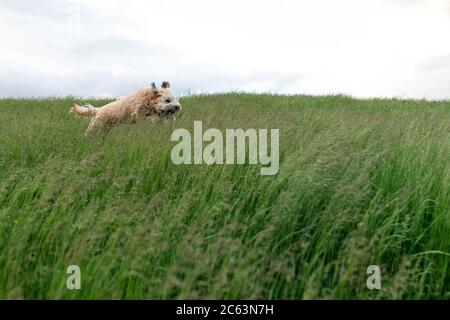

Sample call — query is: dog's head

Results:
[151,81,182,114]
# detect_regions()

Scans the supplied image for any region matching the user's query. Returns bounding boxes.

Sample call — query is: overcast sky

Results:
[0,0,449,99]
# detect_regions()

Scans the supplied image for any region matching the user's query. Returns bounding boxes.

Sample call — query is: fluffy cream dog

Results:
[71,81,181,135]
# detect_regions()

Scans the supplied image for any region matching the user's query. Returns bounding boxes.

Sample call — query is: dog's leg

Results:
[130,111,140,123]
[85,116,100,136]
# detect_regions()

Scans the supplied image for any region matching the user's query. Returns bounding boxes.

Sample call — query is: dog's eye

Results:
[165,99,171,103]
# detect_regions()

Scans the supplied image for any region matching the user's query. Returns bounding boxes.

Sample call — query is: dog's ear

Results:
[161,81,170,88]
[151,82,157,89]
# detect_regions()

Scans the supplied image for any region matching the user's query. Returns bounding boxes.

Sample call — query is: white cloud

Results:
[0,0,449,98]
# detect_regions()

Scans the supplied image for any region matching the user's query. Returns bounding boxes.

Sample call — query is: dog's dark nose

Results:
[174,105,180,111]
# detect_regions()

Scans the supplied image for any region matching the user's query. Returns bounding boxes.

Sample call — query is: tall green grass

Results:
[0,94,449,299]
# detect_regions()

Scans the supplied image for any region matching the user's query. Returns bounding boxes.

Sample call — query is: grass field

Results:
[0,94,449,299]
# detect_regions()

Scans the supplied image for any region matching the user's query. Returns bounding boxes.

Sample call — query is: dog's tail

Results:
[71,104,97,117]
